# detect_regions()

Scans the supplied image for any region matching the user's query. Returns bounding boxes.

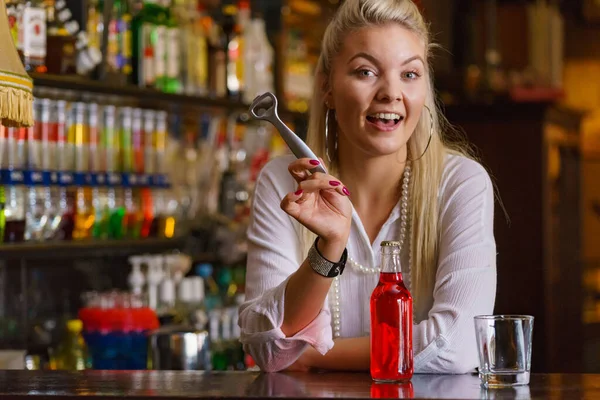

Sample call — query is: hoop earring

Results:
[325,108,337,163]
[407,105,434,162]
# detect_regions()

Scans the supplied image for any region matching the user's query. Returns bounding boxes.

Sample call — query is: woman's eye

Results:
[357,69,375,78]
[403,71,420,80]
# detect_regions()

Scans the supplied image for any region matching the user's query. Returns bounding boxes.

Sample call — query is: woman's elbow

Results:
[241,340,306,373]
[447,356,478,374]
[243,345,280,372]
[442,339,479,374]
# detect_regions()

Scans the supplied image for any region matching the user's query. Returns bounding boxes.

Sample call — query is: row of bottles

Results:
[0,97,177,243]
[4,0,275,102]
[99,0,274,102]
[3,98,169,175]
[0,179,177,243]
[6,0,102,75]
[0,90,291,245]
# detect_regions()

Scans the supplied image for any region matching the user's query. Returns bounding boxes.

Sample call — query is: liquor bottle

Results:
[102,105,125,239]
[193,2,209,96]
[20,0,47,73]
[154,0,169,91]
[132,0,166,88]
[207,14,226,98]
[106,0,120,74]
[6,0,20,48]
[370,241,413,382]
[4,126,26,243]
[222,4,241,100]
[72,103,94,240]
[52,100,75,240]
[164,0,182,94]
[118,0,133,80]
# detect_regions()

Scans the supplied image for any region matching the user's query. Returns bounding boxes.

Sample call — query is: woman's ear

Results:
[319,72,334,108]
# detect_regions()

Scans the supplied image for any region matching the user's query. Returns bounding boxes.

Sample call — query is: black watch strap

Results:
[307,237,347,278]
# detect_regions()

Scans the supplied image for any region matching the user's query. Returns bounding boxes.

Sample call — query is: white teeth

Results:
[370,112,401,120]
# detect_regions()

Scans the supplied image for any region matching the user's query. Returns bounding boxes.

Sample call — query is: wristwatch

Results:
[308,237,348,278]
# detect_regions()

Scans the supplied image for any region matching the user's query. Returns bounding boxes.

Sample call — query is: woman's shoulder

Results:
[440,153,493,196]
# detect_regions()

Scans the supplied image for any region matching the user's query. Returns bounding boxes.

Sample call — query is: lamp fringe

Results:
[0,70,34,128]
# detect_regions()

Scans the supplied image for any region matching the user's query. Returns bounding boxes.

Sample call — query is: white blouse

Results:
[238,153,497,373]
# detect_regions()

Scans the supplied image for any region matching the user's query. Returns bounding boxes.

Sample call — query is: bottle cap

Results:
[67,319,83,333]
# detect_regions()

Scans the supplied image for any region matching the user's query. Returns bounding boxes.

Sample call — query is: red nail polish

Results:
[329,181,341,186]
[295,189,303,196]
[309,159,320,165]
[342,187,350,196]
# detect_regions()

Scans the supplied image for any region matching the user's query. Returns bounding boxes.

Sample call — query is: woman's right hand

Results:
[280,158,352,253]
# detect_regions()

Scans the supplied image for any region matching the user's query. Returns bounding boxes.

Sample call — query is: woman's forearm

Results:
[281,238,346,337]
[304,337,370,371]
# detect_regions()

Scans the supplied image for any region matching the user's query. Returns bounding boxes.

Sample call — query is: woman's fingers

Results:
[280,188,305,217]
[297,175,348,197]
[287,158,324,183]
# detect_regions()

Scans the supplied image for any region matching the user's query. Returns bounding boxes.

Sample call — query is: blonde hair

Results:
[302,0,475,320]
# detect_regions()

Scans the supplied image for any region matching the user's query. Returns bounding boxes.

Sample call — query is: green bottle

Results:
[164,0,183,93]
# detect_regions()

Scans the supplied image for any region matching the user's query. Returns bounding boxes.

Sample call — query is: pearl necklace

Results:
[330,163,412,338]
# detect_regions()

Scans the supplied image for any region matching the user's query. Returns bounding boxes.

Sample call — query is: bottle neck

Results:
[380,248,404,282]
[381,250,402,273]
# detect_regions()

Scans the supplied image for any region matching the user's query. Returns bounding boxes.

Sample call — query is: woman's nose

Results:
[375,77,403,103]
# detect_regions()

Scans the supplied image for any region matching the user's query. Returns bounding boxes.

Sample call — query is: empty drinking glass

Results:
[474,315,534,388]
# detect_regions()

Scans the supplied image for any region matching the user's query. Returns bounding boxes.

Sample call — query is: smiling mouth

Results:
[366,113,404,130]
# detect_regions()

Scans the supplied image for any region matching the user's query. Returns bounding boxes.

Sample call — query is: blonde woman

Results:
[238,0,496,373]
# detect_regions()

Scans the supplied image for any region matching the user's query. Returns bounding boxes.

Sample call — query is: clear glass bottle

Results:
[4,127,26,243]
[52,100,75,241]
[370,241,413,382]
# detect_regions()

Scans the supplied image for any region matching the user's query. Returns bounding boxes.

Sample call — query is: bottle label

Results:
[107,172,122,186]
[23,170,44,186]
[155,26,167,79]
[58,171,74,186]
[5,169,25,185]
[167,28,180,79]
[49,171,58,185]
[22,7,46,58]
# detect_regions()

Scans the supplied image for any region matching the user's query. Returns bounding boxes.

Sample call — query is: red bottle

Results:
[370,240,413,382]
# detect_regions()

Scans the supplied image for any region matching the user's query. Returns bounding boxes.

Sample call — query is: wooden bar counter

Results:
[1,370,599,399]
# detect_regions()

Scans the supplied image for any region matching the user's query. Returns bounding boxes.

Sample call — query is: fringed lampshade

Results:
[0,0,34,127]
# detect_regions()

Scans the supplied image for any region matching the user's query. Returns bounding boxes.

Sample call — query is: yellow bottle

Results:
[54,320,89,371]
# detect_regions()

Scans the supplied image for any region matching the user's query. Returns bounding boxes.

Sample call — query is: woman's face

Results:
[326,23,428,159]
